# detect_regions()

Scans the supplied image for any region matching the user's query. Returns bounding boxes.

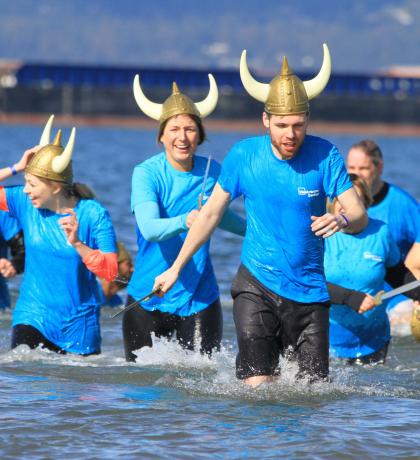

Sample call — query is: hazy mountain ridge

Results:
[0,0,419,73]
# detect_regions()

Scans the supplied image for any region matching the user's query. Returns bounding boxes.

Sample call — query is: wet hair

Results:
[350,139,383,167]
[349,173,373,208]
[157,114,206,145]
[60,182,96,199]
[34,175,96,200]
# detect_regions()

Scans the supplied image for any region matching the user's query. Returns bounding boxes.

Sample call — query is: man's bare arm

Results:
[336,187,368,233]
[405,243,420,279]
[311,186,368,238]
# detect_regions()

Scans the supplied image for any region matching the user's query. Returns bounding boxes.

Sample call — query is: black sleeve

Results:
[6,231,25,274]
[386,262,420,301]
[385,261,406,287]
[327,282,366,312]
[402,271,420,302]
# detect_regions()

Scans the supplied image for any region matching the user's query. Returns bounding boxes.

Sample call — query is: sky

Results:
[0,0,419,74]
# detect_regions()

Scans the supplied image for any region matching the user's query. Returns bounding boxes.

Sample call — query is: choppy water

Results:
[0,123,419,459]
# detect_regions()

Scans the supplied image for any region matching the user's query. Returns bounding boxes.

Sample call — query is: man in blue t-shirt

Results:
[0,211,24,309]
[347,139,419,262]
[347,139,420,327]
[153,44,368,386]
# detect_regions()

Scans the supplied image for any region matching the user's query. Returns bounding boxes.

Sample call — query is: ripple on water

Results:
[0,336,418,404]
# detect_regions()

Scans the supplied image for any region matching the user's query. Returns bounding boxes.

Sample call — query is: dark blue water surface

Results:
[0,123,419,459]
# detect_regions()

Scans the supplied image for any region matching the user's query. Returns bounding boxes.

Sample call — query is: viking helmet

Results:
[240,44,332,115]
[133,74,218,124]
[25,115,76,184]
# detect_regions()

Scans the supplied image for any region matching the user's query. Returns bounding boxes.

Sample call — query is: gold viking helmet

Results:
[133,74,219,124]
[26,115,76,184]
[240,43,332,115]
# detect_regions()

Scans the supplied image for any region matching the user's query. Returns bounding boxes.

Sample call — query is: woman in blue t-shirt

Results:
[122,75,246,361]
[324,174,400,365]
[0,116,118,355]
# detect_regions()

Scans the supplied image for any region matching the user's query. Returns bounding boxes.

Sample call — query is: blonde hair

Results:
[348,173,373,208]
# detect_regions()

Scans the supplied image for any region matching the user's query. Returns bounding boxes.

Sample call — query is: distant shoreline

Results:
[1,113,420,137]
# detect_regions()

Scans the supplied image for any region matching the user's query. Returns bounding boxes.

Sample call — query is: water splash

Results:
[0,334,417,401]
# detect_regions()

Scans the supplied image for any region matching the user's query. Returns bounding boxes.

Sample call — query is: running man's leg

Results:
[282,302,330,381]
[176,298,223,355]
[231,265,282,385]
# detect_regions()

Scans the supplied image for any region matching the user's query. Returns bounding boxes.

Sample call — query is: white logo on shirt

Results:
[298,187,320,198]
[363,251,383,262]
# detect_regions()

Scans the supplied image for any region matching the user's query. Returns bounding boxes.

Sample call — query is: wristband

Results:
[9,165,17,176]
[340,213,349,228]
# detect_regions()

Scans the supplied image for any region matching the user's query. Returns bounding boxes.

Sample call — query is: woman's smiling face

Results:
[160,114,199,172]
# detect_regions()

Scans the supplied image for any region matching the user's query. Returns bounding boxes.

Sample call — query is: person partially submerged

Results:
[0,116,118,355]
[152,44,368,385]
[122,74,246,361]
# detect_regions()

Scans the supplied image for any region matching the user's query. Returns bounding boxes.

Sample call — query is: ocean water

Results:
[0,123,419,459]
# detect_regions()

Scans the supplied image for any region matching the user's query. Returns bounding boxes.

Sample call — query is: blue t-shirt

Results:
[128,153,220,316]
[324,218,400,358]
[5,186,117,354]
[0,211,21,309]
[368,184,419,260]
[218,134,352,303]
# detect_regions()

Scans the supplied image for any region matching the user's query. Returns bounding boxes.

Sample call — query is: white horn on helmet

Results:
[51,127,76,174]
[39,114,55,146]
[195,74,219,118]
[239,50,270,102]
[133,74,162,120]
[303,43,331,100]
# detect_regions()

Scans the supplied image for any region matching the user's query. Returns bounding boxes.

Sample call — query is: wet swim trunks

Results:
[231,264,330,381]
[122,296,223,362]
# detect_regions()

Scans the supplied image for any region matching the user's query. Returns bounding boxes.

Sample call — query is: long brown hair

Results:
[61,182,96,199]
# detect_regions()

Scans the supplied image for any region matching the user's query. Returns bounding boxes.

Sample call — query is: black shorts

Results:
[346,342,389,366]
[11,324,67,354]
[11,324,100,356]
[122,296,223,362]
[231,264,330,381]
